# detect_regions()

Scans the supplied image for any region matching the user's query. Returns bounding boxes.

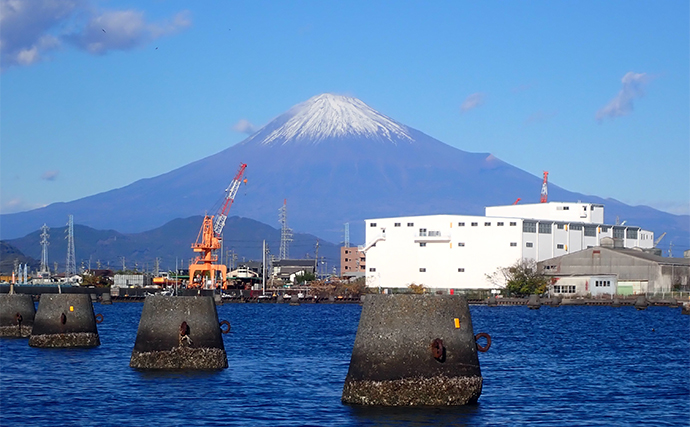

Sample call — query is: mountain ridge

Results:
[1,93,687,252]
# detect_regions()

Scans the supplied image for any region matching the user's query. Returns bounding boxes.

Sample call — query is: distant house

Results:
[538,245,690,296]
[272,259,316,284]
[340,246,365,278]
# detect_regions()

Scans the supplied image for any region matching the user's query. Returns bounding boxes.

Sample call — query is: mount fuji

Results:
[1,94,688,250]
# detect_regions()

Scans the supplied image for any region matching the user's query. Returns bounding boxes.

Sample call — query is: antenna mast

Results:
[65,215,76,277]
[40,224,50,277]
[279,199,293,260]
[540,171,549,203]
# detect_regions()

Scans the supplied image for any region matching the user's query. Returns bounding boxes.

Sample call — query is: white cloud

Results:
[0,197,45,214]
[0,0,79,68]
[460,93,485,113]
[0,0,191,70]
[596,72,650,121]
[233,119,257,134]
[41,170,60,181]
[68,9,191,54]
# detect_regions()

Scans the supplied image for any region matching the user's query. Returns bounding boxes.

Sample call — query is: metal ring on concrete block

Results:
[219,320,231,334]
[475,333,491,352]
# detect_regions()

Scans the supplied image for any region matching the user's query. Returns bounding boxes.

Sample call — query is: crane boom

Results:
[213,163,247,235]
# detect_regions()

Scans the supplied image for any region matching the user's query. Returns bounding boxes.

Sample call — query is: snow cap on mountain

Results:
[245,93,415,145]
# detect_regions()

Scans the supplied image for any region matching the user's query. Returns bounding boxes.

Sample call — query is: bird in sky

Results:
[102,28,106,33]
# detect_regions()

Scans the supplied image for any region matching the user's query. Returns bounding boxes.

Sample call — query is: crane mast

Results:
[189,163,247,290]
[540,171,549,203]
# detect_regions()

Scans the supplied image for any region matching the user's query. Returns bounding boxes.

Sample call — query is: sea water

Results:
[1,302,688,426]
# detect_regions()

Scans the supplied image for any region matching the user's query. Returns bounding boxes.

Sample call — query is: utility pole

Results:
[262,240,267,295]
[314,240,320,277]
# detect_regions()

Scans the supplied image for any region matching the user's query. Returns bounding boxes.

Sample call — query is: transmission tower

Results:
[65,215,76,277]
[344,222,350,247]
[278,199,293,260]
[40,224,50,277]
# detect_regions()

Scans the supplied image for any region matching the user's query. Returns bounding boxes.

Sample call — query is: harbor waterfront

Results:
[1,302,688,426]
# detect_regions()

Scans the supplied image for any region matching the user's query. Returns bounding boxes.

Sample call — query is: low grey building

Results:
[539,246,690,296]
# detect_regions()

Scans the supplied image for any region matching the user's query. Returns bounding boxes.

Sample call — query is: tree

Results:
[294,272,316,285]
[408,283,426,294]
[486,259,548,297]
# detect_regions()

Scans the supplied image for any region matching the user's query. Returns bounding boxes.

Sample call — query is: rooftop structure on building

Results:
[362,202,655,290]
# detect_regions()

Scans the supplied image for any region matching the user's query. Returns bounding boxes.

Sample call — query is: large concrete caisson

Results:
[342,294,485,406]
[0,294,36,337]
[29,294,100,347]
[130,296,228,370]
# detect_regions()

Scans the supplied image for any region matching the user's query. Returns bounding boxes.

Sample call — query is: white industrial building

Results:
[362,202,654,290]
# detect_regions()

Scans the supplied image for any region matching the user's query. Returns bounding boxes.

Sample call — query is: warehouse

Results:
[538,243,690,296]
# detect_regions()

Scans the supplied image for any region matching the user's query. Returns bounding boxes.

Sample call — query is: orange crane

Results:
[189,163,247,290]
[540,171,549,203]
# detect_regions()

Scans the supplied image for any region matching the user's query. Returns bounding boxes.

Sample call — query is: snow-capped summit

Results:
[243,93,415,146]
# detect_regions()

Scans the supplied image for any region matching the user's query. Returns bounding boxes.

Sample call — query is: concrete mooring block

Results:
[342,294,488,406]
[29,294,100,348]
[0,294,36,338]
[130,296,228,370]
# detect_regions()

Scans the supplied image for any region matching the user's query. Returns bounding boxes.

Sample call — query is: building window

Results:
[626,229,638,239]
[526,242,533,248]
[419,268,426,272]
[485,222,491,226]
[613,227,624,239]
[471,222,478,227]
[510,242,517,247]
[419,228,427,236]
[571,224,583,231]
[345,258,350,262]
[458,242,465,247]
[584,226,596,237]
[523,221,537,233]
[510,222,517,226]
[557,244,564,249]
[538,223,552,234]
[419,242,426,247]
[407,222,414,227]
[600,226,610,233]
[369,268,376,272]
[345,250,349,254]
[394,222,401,227]
[557,224,564,230]
[458,268,465,272]
[370,223,377,227]
[564,206,569,211]
[497,222,504,226]
[458,222,465,226]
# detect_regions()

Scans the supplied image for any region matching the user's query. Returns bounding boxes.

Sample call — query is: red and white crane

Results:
[540,171,549,203]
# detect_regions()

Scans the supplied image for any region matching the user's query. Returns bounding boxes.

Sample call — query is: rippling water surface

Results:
[1,302,688,426]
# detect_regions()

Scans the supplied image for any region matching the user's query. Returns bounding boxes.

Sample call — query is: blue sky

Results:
[2,0,688,218]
